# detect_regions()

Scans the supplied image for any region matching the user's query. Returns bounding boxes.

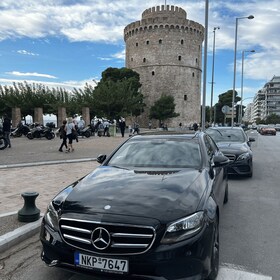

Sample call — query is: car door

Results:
[204,135,227,209]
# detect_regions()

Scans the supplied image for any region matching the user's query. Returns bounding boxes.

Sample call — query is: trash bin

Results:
[109,124,116,137]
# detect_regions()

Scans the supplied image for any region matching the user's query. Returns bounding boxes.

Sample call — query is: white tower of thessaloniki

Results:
[124,5,204,128]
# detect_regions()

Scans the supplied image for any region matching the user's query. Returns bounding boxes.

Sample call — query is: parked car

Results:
[40,131,229,280]
[206,127,255,177]
[259,126,276,135]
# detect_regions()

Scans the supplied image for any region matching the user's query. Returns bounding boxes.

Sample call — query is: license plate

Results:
[74,252,129,274]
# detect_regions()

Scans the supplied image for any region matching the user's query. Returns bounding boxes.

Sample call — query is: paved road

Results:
[1,134,127,166]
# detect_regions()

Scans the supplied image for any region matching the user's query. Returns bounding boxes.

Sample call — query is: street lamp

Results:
[231,15,254,127]
[201,0,209,131]
[238,49,255,124]
[210,26,220,125]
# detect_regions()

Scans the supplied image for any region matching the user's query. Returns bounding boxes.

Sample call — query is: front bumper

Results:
[226,159,252,176]
[40,219,215,280]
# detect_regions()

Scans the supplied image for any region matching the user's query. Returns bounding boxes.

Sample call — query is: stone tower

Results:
[124,5,204,127]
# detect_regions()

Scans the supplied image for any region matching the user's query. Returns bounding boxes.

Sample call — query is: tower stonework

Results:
[124,5,204,127]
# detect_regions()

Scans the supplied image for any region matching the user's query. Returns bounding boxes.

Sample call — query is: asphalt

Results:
[0,133,128,253]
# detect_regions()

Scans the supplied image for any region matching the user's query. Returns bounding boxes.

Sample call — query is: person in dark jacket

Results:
[3,114,12,148]
[58,120,68,152]
[119,117,126,137]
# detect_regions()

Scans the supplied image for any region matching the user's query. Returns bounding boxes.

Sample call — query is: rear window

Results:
[206,129,246,143]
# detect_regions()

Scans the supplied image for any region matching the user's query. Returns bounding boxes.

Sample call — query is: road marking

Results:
[218,265,272,280]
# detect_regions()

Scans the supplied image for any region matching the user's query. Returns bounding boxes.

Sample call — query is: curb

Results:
[0,157,97,169]
[0,211,42,253]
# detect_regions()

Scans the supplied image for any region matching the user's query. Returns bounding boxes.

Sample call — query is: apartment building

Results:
[246,76,280,122]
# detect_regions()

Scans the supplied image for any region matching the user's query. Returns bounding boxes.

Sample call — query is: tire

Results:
[84,130,91,138]
[206,218,219,280]
[46,133,53,140]
[27,133,34,139]
[0,137,8,150]
[223,182,228,204]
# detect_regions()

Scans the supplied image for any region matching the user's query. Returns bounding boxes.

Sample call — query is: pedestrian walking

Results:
[3,114,12,148]
[72,115,79,142]
[119,117,126,137]
[132,122,140,134]
[58,120,68,152]
[65,117,76,152]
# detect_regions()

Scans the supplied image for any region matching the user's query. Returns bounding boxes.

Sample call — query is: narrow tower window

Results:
[184,95,187,101]
[131,58,133,62]
[136,42,138,47]
[143,58,146,62]
[159,39,162,44]
[146,40,149,45]
[152,71,155,76]
[192,72,195,77]
[178,56,182,61]
[181,39,184,45]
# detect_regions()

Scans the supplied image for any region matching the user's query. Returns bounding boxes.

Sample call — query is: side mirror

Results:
[248,137,255,142]
[213,154,230,167]
[97,154,107,164]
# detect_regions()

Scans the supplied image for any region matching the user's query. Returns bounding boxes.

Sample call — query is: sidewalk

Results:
[0,134,128,252]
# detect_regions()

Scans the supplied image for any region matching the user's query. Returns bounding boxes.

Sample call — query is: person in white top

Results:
[65,117,76,152]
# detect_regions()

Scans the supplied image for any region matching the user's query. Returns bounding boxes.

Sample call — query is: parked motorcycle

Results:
[11,122,30,137]
[0,127,8,150]
[77,125,92,138]
[27,124,55,140]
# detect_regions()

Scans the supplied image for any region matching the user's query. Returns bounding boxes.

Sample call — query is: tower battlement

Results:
[124,6,204,42]
[142,5,187,20]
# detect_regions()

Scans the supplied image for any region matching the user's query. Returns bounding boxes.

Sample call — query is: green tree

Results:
[214,90,241,124]
[91,68,144,120]
[149,95,179,126]
[265,113,280,124]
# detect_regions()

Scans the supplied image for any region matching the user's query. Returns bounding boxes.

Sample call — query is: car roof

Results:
[129,131,201,140]
[206,126,243,130]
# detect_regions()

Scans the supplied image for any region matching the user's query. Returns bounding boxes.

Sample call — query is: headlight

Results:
[161,211,205,244]
[44,202,59,231]
[236,152,250,161]
[44,185,73,231]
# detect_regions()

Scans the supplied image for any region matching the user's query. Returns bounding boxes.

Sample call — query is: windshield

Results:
[108,138,202,169]
[206,129,246,143]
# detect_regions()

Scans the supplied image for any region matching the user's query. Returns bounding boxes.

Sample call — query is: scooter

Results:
[77,125,92,138]
[0,128,8,150]
[11,123,30,137]
[27,125,55,140]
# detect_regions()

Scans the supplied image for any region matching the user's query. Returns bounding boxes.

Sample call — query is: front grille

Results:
[59,218,156,255]
[223,153,236,162]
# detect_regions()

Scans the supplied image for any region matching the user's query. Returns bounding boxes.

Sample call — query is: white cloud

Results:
[17,50,39,56]
[6,71,57,79]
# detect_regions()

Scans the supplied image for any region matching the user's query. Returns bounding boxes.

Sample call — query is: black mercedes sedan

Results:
[40,131,229,280]
[206,127,255,177]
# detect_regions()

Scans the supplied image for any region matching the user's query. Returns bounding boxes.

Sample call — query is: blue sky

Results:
[0,0,279,107]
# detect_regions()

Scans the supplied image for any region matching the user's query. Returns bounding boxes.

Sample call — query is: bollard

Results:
[18,192,40,222]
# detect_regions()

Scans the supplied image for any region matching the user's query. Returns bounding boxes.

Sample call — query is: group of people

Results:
[58,117,77,152]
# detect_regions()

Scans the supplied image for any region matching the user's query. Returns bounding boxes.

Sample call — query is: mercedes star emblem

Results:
[91,227,111,250]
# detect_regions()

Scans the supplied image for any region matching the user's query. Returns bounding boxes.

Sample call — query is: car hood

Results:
[61,166,206,224]
[216,142,250,154]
